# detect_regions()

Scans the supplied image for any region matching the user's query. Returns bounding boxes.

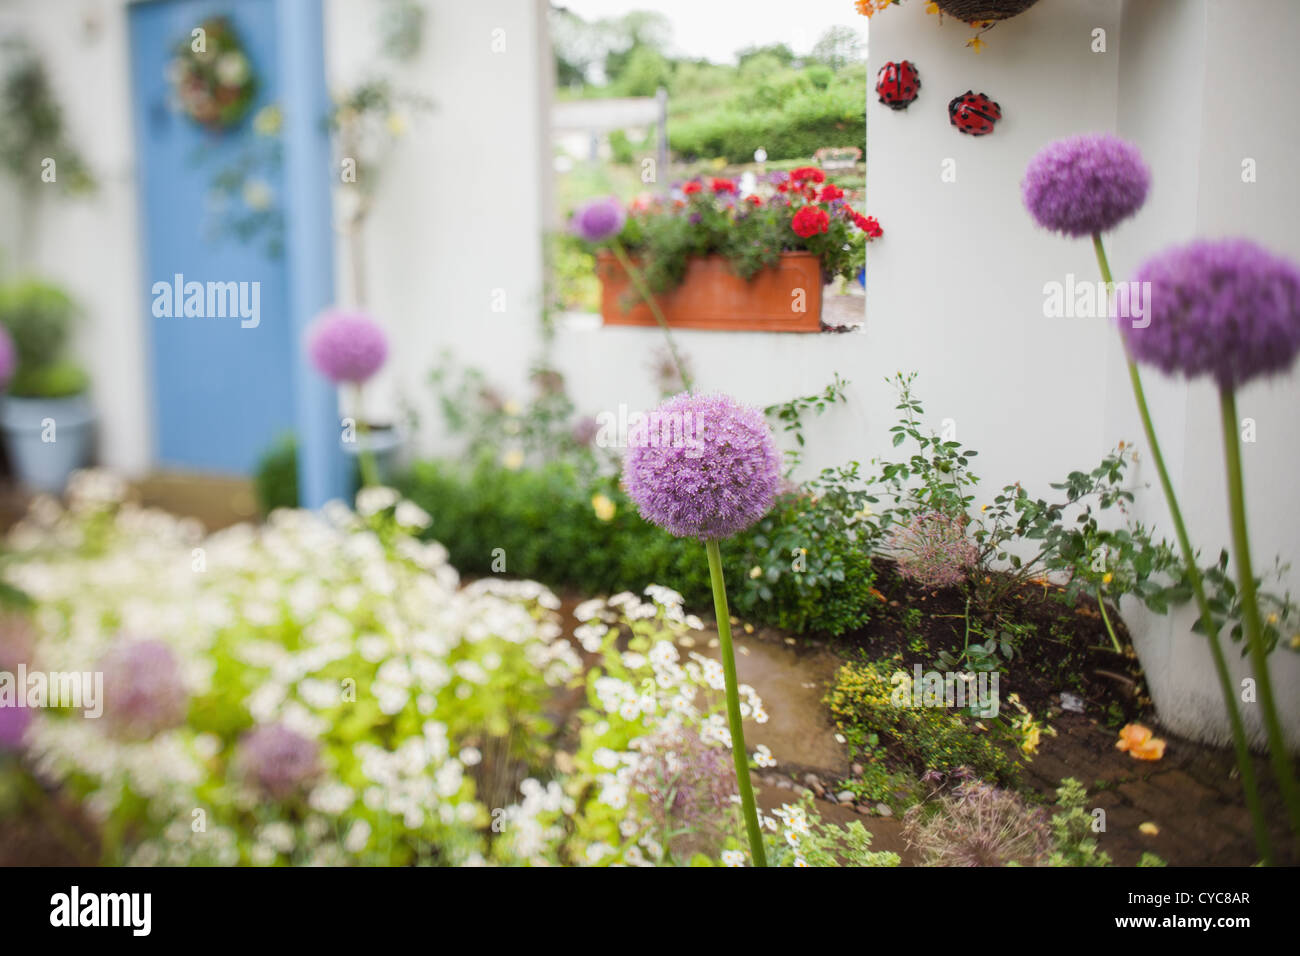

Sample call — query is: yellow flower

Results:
[252,104,282,136]
[503,399,522,417]
[1102,572,1113,585]
[502,448,525,471]
[1139,822,1160,836]
[925,1,940,13]
[749,566,763,579]
[967,34,987,54]
[1019,718,1041,755]
[591,493,616,522]
[386,112,408,136]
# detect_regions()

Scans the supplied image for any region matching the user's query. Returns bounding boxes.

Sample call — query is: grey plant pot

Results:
[340,425,405,485]
[1,393,95,493]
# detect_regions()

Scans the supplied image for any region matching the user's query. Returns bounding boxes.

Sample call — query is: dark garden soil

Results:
[836,559,1151,726]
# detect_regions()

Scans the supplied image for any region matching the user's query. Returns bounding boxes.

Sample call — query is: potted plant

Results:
[0,279,94,492]
[582,169,881,334]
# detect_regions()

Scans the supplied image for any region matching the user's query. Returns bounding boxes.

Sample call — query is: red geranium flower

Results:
[851,212,883,238]
[745,195,762,206]
[791,205,830,238]
[790,166,825,185]
[682,181,703,195]
[776,182,790,193]
[711,177,737,194]
[820,184,844,202]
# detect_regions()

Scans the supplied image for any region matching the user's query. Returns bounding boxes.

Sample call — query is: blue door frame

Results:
[128,0,346,506]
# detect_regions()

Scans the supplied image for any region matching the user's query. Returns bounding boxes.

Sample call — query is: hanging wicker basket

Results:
[935,0,1040,21]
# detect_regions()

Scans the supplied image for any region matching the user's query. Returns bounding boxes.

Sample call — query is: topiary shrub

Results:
[0,279,88,398]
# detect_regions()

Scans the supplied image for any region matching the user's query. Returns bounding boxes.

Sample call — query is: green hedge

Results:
[669,84,865,164]
[397,457,876,636]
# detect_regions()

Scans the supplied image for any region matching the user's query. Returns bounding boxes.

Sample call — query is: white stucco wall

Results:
[322,0,552,454]
[1107,0,1300,749]
[0,0,151,476]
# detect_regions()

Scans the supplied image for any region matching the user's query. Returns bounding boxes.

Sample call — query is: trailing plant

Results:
[0,41,94,195]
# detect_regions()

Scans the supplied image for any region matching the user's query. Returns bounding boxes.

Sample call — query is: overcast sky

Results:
[554,0,868,65]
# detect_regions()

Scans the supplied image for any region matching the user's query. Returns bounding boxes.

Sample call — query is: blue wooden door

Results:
[129,0,299,474]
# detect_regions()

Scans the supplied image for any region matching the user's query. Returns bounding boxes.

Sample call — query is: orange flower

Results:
[1115,723,1166,761]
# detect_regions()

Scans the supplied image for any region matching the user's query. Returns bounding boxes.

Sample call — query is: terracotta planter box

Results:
[597,250,823,333]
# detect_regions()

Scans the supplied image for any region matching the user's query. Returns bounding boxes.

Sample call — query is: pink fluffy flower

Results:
[305,309,388,384]
[1022,134,1150,238]
[622,392,780,541]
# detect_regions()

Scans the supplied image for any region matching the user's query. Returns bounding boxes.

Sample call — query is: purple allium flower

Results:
[891,511,979,589]
[571,415,599,448]
[0,324,15,390]
[622,392,780,541]
[305,309,388,384]
[630,725,736,836]
[0,703,31,752]
[569,197,626,243]
[1119,238,1300,389]
[99,638,188,740]
[903,782,1052,867]
[236,723,322,800]
[1022,134,1150,237]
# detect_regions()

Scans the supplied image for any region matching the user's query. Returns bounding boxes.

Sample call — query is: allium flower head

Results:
[1022,134,1150,237]
[1120,238,1300,389]
[100,638,189,740]
[305,309,388,384]
[237,723,322,800]
[630,725,736,835]
[622,392,780,540]
[0,703,30,752]
[891,511,979,589]
[569,197,626,243]
[903,782,1052,867]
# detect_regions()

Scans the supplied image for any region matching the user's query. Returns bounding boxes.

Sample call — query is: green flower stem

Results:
[1092,233,1272,863]
[610,240,694,393]
[1218,387,1300,839]
[350,383,381,489]
[1095,589,1122,654]
[705,538,767,867]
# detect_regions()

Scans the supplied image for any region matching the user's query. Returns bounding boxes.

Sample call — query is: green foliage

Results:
[253,434,300,515]
[669,80,866,164]
[760,792,900,867]
[1048,777,1112,867]
[396,453,875,637]
[612,169,869,299]
[825,656,1020,785]
[0,278,88,398]
[733,491,877,636]
[6,359,88,400]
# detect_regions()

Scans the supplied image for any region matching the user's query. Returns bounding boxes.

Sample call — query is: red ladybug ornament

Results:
[948,91,1001,136]
[875,60,921,111]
